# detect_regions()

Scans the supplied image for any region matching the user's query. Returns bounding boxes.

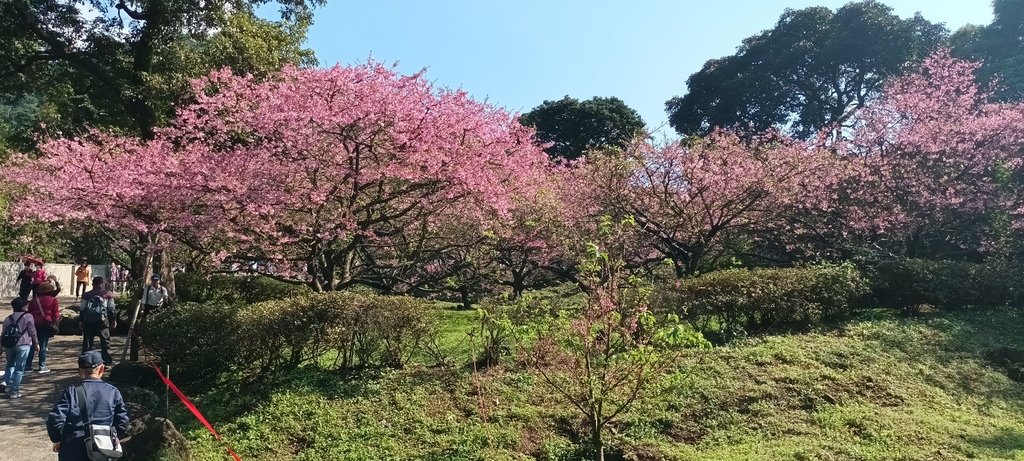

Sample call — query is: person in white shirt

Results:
[141,275,168,318]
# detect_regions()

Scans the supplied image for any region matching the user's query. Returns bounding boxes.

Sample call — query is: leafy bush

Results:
[174,273,311,305]
[869,259,1024,309]
[145,302,243,390]
[656,264,868,336]
[147,292,437,387]
[326,293,434,370]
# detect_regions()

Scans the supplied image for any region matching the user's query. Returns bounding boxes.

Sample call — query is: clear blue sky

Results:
[300,0,994,133]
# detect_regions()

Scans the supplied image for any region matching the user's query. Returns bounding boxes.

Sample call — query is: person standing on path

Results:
[26,281,60,373]
[46,351,130,461]
[108,263,120,293]
[1,297,39,399]
[79,277,117,367]
[14,260,37,299]
[74,261,91,301]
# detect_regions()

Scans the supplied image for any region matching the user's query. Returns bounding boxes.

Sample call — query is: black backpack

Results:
[1,313,27,348]
[81,294,108,325]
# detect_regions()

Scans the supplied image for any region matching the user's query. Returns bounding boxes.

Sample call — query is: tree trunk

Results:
[591,417,604,461]
[459,286,472,310]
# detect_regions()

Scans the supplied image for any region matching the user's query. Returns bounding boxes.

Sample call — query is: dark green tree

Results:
[0,0,321,142]
[520,96,645,160]
[665,0,946,139]
[952,0,1024,101]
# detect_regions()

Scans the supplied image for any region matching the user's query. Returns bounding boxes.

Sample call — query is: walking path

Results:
[0,294,127,461]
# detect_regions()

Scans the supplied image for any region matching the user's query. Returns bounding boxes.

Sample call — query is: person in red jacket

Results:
[26,281,60,373]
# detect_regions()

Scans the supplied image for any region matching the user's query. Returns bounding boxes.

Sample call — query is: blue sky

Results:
[300,0,994,133]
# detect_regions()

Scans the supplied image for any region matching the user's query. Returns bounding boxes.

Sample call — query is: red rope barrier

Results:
[151,365,243,461]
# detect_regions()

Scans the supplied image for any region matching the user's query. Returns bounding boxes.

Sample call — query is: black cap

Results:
[78,351,104,369]
[10,297,29,311]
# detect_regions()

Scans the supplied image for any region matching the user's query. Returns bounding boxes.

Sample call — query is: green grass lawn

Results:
[181,306,1024,461]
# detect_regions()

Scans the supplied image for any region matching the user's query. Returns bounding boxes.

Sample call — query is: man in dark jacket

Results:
[46,351,129,460]
[79,277,117,366]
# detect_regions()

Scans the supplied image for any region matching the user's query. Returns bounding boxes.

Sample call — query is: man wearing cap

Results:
[79,277,117,366]
[141,274,169,321]
[46,351,129,460]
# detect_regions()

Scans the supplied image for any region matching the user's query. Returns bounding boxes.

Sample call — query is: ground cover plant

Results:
[169,303,1024,461]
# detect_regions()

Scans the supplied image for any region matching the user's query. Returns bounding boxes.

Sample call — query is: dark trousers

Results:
[57,437,87,461]
[129,304,159,361]
[82,323,112,365]
[75,281,88,298]
[18,285,32,299]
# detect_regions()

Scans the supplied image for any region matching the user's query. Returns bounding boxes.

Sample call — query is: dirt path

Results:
[0,303,126,461]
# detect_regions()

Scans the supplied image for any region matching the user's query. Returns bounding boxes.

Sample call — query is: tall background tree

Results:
[952,0,1024,101]
[520,96,645,160]
[665,0,946,139]
[0,0,320,146]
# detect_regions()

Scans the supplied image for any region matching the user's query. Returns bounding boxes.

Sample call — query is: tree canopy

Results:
[952,0,1024,101]
[0,0,320,144]
[665,0,946,139]
[520,96,645,160]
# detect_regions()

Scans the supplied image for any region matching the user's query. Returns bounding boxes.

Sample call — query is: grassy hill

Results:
[181,306,1024,461]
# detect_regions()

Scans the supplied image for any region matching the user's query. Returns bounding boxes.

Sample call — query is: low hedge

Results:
[869,259,1024,309]
[145,302,243,390]
[657,264,868,336]
[174,273,311,305]
[145,292,434,388]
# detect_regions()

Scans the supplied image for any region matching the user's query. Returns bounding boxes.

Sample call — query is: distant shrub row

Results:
[868,259,1024,309]
[655,258,1024,340]
[146,292,433,389]
[655,264,868,337]
[174,273,311,305]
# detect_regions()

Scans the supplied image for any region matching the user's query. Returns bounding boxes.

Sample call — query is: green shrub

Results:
[174,273,310,305]
[656,264,868,336]
[147,292,436,386]
[869,259,1024,309]
[236,293,353,373]
[236,292,435,374]
[326,293,434,370]
[145,302,243,390]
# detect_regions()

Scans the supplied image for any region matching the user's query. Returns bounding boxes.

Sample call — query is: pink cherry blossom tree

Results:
[163,62,551,291]
[581,132,841,277]
[838,49,1024,257]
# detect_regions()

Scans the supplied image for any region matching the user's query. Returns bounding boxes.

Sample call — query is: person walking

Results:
[141,275,168,321]
[79,277,117,367]
[74,260,91,301]
[1,297,39,399]
[46,351,130,461]
[108,263,121,293]
[14,259,38,299]
[26,281,60,373]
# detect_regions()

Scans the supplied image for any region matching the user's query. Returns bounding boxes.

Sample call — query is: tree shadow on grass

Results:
[966,427,1024,459]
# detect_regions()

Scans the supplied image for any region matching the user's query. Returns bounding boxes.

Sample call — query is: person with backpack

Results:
[79,277,117,367]
[2,297,39,399]
[46,351,129,461]
[27,281,61,374]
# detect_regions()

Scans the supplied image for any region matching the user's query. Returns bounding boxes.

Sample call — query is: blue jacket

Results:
[47,378,130,445]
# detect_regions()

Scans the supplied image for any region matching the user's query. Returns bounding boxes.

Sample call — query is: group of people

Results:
[2,256,161,460]
[75,261,131,297]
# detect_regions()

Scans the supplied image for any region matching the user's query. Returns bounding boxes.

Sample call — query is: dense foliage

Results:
[658,264,868,337]
[519,96,645,160]
[666,0,945,138]
[869,259,1024,309]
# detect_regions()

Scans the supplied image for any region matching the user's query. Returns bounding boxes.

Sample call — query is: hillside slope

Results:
[185,308,1024,461]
